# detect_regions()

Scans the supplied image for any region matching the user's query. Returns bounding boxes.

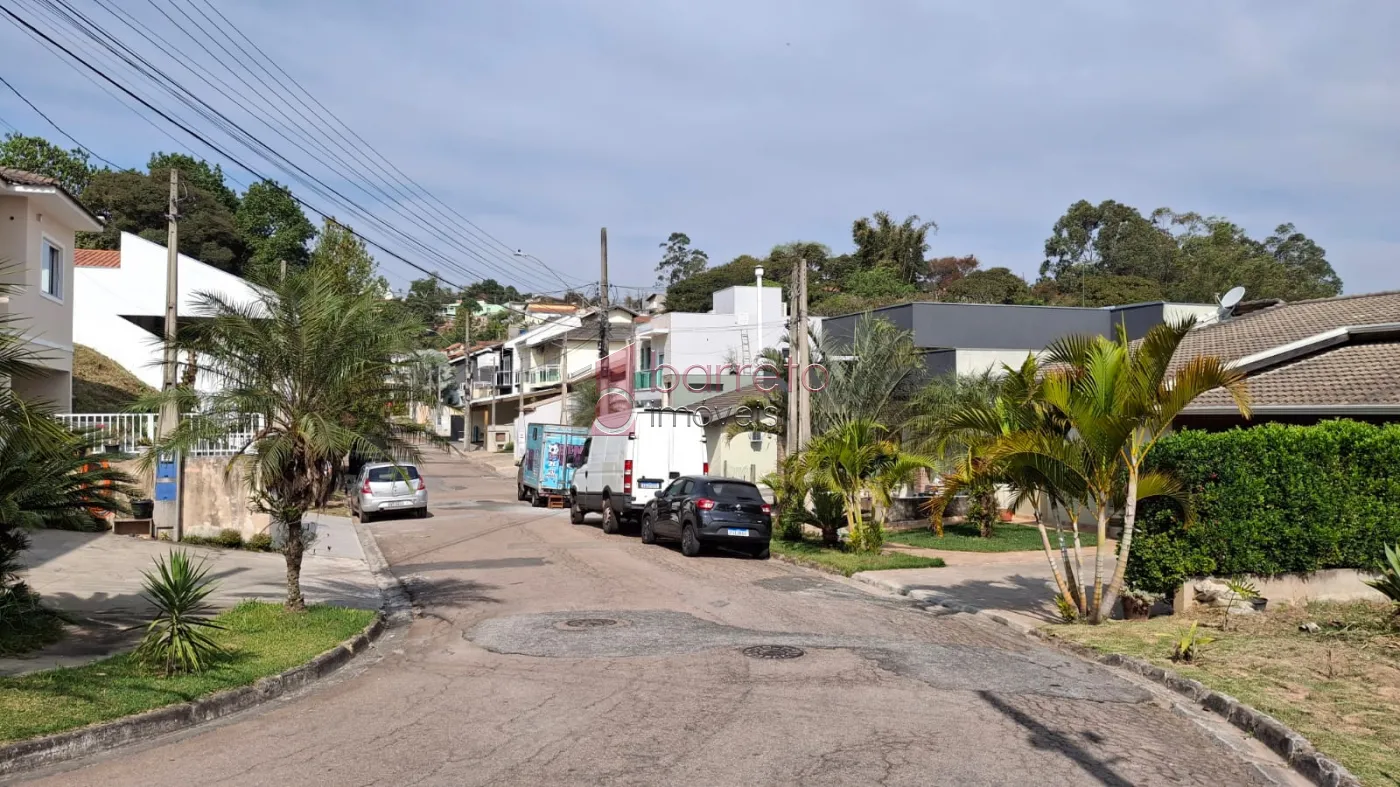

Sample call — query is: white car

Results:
[352,462,428,522]
[569,411,707,534]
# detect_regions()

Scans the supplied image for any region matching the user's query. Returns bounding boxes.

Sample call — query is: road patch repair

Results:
[467,609,1150,704]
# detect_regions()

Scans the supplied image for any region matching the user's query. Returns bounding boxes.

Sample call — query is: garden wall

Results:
[112,456,270,540]
[1131,420,1400,595]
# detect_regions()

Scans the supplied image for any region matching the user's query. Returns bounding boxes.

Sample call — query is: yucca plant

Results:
[135,550,225,675]
[1365,542,1400,616]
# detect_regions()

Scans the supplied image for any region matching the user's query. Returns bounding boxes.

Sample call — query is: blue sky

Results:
[2,1,1396,297]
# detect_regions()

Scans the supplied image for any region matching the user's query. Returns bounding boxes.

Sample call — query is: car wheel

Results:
[752,545,771,560]
[360,509,374,524]
[415,507,428,519]
[517,484,528,502]
[570,496,586,524]
[641,510,657,544]
[681,521,701,557]
[601,498,620,534]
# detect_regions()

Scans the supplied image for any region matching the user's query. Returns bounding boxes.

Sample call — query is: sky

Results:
[1,0,1397,297]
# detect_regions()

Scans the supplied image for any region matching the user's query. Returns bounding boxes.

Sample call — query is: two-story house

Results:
[0,167,104,409]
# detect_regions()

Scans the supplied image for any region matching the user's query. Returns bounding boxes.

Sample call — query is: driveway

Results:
[14,451,1283,786]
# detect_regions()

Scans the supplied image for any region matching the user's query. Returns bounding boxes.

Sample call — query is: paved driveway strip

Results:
[13,451,1291,786]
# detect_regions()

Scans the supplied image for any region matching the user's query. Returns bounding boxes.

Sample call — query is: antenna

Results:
[1217,286,1246,321]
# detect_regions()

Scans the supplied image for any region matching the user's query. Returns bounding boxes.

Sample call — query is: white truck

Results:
[569,410,708,534]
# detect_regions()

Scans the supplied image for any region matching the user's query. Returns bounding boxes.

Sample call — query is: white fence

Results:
[55,413,264,456]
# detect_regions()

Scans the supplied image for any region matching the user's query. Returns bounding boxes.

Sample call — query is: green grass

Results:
[0,601,375,744]
[1047,601,1400,786]
[771,538,946,577]
[888,522,1098,553]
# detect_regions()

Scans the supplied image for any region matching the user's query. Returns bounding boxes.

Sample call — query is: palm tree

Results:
[811,314,926,434]
[797,419,933,553]
[934,320,1249,623]
[142,265,445,611]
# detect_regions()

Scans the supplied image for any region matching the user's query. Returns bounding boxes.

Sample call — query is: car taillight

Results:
[361,479,371,494]
[623,459,632,495]
[696,498,716,510]
[702,462,709,475]
[416,477,426,491]
[760,503,771,514]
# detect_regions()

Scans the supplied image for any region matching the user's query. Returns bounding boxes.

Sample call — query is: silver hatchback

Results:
[352,462,428,522]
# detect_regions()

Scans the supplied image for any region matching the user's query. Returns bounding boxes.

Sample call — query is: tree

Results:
[923,254,979,295]
[0,133,96,195]
[1035,272,1165,307]
[81,168,246,274]
[841,267,916,301]
[654,232,709,287]
[237,180,316,282]
[1041,200,1176,283]
[148,152,239,213]
[462,278,523,305]
[665,254,769,313]
[851,211,937,285]
[142,265,444,610]
[812,314,926,434]
[943,267,1036,304]
[404,276,456,328]
[1261,223,1342,299]
[308,218,382,295]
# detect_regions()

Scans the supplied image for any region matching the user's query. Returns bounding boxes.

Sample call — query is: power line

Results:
[0,72,122,168]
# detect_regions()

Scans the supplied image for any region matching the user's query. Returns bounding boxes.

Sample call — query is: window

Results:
[660,479,685,497]
[366,465,420,482]
[676,480,694,496]
[708,481,763,501]
[40,239,62,299]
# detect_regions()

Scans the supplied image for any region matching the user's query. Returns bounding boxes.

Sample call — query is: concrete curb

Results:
[851,572,1360,787]
[350,512,414,624]
[0,613,386,779]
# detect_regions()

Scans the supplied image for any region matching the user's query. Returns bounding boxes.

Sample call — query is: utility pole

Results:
[462,298,472,448]
[559,335,569,425]
[154,169,182,540]
[795,257,812,450]
[786,263,799,459]
[598,227,609,358]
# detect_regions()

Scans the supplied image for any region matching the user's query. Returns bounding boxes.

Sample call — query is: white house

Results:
[73,231,265,393]
[0,167,104,409]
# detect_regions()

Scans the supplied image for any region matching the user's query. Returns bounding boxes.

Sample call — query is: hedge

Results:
[1129,420,1400,595]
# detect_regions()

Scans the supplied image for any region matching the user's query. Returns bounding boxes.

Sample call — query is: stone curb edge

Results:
[0,612,386,779]
[851,573,1361,787]
[350,510,414,624]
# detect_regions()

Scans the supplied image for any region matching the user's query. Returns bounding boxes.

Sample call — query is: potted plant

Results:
[1121,588,1157,621]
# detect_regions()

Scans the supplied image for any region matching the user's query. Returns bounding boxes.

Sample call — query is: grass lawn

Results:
[1046,601,1400,785]
[771,538,945,577]
[0,601,375,744]
[888,522,1098,553]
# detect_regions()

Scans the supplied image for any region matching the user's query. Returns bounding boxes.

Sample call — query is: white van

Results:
[570,410,708,534]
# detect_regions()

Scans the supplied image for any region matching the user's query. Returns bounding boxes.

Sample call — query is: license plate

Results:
[385,500,410,507]
[725,528,750,537]
[639,480,662,489]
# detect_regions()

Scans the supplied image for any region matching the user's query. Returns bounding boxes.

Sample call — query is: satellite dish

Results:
[1220,286,1246,310]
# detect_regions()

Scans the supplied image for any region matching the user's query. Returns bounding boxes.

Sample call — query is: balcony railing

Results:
[524,365,561,387]
[54,413,265,456]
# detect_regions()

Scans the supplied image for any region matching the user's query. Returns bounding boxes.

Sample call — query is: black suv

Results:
[641,476,772,559]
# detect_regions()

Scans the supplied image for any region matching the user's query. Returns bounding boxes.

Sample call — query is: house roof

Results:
[691,385,777,420]
[526,303,578,315]
[75,249,121,269]
[1175,291,1400,414]
[1191,341,1400,410]
[0,166,103,229]
[1170,291,1400,373]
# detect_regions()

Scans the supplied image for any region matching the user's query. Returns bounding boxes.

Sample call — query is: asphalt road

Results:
[17,452,1277,786]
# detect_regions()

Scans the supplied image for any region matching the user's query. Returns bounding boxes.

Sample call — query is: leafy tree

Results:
[1035,272,1165,307]
[851,211,937,285]
[147,152,239,213]
[81,168,245,274]
[142,265,444,610]
[812,314,926,434]
[1261,223,1341,299]
[0,133,96,195]
[1160,212,1342,303]
[404,276,456,327]
[654,232,710,287]
[237,180,316,282]
[1041,199,1176,283]
[462,278,523,305]
[308,218,383,295]
[943,267,1037,304]
[665,254,770,313]
[841,267,916,301]
[923,254,980,295]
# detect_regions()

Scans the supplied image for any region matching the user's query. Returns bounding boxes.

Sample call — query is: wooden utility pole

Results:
[598,227,609,358]
[154,169,182,540]
[786,263,799,459]
[559,335,569,425]
[795,257,812,450]
[462,298,472,447]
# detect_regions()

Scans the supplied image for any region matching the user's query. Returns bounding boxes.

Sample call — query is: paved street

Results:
[14,452,1283,786]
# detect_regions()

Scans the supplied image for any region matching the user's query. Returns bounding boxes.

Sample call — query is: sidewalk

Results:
[1,517,380,677]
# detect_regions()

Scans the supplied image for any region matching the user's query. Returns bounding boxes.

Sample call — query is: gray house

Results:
[821,300,1218,377]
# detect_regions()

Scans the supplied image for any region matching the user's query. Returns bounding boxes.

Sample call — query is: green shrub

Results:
[1132,421,1400,595]
[214,529,244,549]
[135,550,224,675]
[179,533,215,548]
[246,532,274,552]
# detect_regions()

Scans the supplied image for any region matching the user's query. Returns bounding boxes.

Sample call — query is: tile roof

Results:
[527,303,577,314]
[692,385,776,416]
[74,249,121,268]
[1189,341,1400,409]
[0,166,60,187]
[1169,291,1400,373]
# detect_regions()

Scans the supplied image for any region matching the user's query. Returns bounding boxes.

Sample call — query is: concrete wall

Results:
[113,455,270,539]
[1173,569,1388,612]
[0,194,78,408]
[704,420,777,483]
[954,349,1040,376]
